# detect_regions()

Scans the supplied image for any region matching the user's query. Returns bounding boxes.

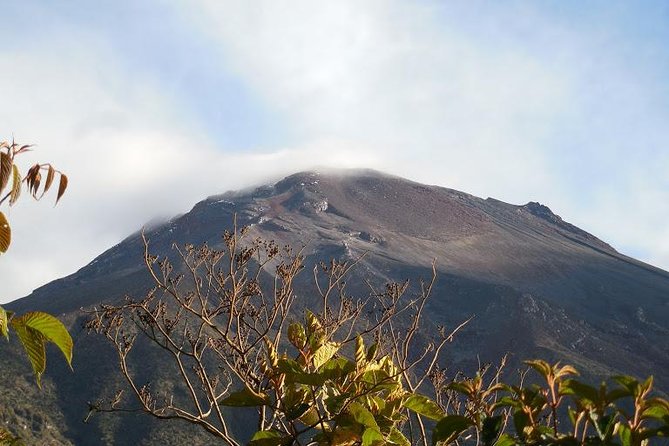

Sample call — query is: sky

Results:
[1,0,669,302]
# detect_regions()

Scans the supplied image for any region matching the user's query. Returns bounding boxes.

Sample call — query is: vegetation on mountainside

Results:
[87,227,669,446]
[0,138,72,446]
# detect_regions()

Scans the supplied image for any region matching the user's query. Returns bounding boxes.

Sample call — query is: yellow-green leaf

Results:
[0,152,11,195]
[0,212,10,253]
[355,335,365,366]
[403,394,445,421]
[312,341,339,370]
[12,311,73,367]
[348,402,379,430]
[220,387,269,407]
[0,426,23,445]
[388,427,411,446]
[9,164,21,206]
[10,319,46,387]
[0,306,8,340]
[361,428,384,446]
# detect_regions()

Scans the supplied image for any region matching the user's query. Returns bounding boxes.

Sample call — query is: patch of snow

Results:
[314,200,328,213]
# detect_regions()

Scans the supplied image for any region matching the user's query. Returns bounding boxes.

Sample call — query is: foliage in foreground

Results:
[437,360,669,446]
[0,138,72,445]
[85,228,669,446]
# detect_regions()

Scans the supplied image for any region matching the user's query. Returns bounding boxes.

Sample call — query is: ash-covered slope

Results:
[4,169,669,445]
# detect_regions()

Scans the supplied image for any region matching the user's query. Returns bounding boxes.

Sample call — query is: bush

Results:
[87,227,669,445]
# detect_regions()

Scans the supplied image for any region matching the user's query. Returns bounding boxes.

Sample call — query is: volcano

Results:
[3,169,669,445]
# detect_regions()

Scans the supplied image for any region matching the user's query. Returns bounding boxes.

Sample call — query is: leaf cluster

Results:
[0,138,71,444]
[440,359,669,446]
[0,138,67,254]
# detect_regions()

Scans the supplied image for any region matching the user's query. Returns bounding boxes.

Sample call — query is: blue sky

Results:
[1,1,669,301]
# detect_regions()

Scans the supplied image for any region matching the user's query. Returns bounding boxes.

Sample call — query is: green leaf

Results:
[355,335,365,365]
[642,400,669,421]
[432,415,473,445]
[287,322,307,349]
[481,415,504,446]
[12,311,73,367]
[560,379,598,402]
[298,406,321,426]
[312,341,339,370]
[361,369,393,386]
[613,376,639,394]
[248,430,291,446]
[325,392,351,415]
[361,428,384,446]
[525,359,552,379]
[618,423,632,446]
[403,395,445,421]
[366,342,378,362]
[348,402,379,430]
[513,411,529,441]
[277,358,329,386]
[0,306,8,340]
[285,403,311,421]
[10,319,46,387]
[306,310,322,334]
[219,387,269,407]
[494,434,518,446]
[387,426,411,446]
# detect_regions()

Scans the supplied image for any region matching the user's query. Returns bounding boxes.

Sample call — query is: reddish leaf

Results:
[56,174,68,204]
[32,171,41,197]
[43,165,55,194]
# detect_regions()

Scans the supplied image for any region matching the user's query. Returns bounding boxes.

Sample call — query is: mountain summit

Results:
[4,169,669,445]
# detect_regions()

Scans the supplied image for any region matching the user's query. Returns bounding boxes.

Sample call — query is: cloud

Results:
[181,0,669,266]
[1,1,669,301]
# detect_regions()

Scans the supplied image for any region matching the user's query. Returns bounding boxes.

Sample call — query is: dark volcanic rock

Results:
[3,168,669,445]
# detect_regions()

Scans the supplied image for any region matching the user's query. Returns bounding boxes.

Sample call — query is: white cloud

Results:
[179,0,669,268]
[2,1,669,301]
[0,30,383,300]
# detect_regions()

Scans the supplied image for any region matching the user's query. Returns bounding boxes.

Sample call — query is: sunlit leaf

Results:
[43,165,55,195]
[31,171,41,197]
[248,430,291,446]
[0,426,24,446]
[12,311,73,367]
[387,426,411,446]
[348,402,379,430]
[10,319,46,387]
[9,164,21,206]
[355,335,365,366]
[0,212,11,253]
[56,173,68,204]
[403,394,445,421]
[361,427,384,446]
[0,152,11,195]
[312,341,339,370]
[525,359,552,379]
[494,434,518,446]
[219,387,269,407]
[0,306,8,340]
[287,322,306,349]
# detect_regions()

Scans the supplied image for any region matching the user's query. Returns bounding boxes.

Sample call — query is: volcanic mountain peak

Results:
[4,168,669,445]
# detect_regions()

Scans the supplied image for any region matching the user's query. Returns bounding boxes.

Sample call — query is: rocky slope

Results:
[3,169,669,445]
